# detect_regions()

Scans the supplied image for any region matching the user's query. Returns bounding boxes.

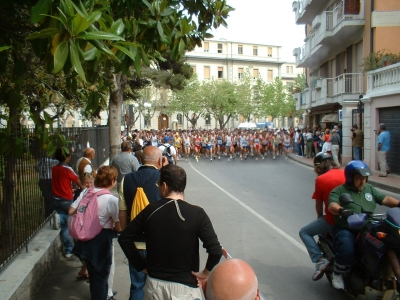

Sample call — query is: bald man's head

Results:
[206,259,259,300]
[84,148,95,159]
[142,146,162,168]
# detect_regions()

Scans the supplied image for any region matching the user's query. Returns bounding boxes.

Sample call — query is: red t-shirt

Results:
[52,164,79,200]
[312,168,345,225]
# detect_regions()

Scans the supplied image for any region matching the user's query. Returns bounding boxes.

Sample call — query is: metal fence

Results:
[0,126,110,271]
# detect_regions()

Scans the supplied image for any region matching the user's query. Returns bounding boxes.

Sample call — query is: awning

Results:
[321,113,338,123]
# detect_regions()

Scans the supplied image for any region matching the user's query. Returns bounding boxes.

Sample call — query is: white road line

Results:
[189,160,307,254]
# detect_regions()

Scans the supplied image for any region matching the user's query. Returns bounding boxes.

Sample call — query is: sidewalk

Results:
[287,153,400,194]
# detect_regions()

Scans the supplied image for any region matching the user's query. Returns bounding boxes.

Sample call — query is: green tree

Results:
[167,76,205,128]
[235,67,259,122]
[201,79,238,129]
[27,0,234,159]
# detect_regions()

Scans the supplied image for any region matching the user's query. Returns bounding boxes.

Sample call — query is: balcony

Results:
[310,73,363,107]
[292,0,328,24]
[366,63,400,97]
[293,1,365,69]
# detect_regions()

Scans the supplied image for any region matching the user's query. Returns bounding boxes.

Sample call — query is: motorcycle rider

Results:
[328,160,400,290]
[299,152,345,281]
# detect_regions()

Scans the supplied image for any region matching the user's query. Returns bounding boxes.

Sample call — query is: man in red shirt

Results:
[299,152,345,281]
[52,147,84,258]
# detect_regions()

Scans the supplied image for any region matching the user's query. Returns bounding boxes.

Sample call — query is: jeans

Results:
[129,250,147,300]
[86,259,110,300]
[353,146,362,160]
[306,140,313,158]
[333,227,356,274]
[52,199,74,254]
[299,217,333,263]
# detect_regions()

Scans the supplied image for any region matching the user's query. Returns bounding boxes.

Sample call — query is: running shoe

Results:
[218,156,220,160]
[195,156,199,162]
[313,258,330,281]
[185,158,188,162]
[273,156,275,160]
[262,156,264,160]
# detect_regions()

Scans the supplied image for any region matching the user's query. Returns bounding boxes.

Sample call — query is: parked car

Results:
[256,122,274,130]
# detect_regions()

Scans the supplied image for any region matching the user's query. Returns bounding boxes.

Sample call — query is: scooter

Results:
[317,194,400,299]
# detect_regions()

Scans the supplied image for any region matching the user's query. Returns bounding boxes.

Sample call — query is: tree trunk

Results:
[109,72,127,162]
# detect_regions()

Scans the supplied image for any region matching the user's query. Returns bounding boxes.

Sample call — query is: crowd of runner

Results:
[122,127,301,163]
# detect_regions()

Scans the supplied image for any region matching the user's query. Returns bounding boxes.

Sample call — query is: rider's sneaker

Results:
[332,273,345,290]
[312,258,330,281]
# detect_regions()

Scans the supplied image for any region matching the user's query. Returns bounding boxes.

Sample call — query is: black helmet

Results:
[345,160,372,186]
[313,152,333,167]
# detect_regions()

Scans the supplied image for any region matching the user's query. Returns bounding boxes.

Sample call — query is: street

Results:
[184,155,351,300]
[35,155,398,300]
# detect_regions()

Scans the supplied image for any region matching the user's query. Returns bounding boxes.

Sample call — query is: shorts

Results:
[206,145,213,150]
[255,144,260,149]
[195,145,200,150]
[285,145,290,149]
[226,143,232,147]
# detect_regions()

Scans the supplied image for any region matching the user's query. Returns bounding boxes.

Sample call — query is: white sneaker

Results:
[65,253,73,258]
[52,213,60,230]
[312,258,330,281]
[228,158,230,162]
[332,273,344,290]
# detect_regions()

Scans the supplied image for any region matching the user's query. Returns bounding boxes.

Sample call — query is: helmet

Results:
[345,160,373,186]
[313,152,333,167]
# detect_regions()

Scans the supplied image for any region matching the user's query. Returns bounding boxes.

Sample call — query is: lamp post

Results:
[357,95,364,130]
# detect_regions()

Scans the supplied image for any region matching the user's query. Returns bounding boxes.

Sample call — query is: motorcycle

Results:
[317,194,400,299]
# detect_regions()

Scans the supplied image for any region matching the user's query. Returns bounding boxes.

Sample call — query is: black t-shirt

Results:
[118,198,222,287]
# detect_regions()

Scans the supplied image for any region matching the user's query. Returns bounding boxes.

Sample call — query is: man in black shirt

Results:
[119,164,222,299]
[118,145,164,300]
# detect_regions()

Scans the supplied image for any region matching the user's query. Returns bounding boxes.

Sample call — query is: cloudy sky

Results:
[210,0,306,61]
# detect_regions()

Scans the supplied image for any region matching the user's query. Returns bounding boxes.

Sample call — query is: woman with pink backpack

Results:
[69,166,121,300]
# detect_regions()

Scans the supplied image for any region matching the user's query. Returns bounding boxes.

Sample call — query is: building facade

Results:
[292,0,400,172]
[179,39,304,129]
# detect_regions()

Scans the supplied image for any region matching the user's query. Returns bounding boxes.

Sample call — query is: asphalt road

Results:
[182,155,352,300]
[35,154,399,300]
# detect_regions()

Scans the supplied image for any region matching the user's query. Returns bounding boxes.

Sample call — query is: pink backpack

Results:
[69,187,112,241]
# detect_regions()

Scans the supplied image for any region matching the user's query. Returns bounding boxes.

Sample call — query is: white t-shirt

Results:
[71,188,119,229]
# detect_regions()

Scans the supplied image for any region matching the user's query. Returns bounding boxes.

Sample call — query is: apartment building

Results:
[183,39,303,129]
[292,0,400,172]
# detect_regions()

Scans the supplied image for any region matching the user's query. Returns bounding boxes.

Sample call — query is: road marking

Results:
[189,160,307,254]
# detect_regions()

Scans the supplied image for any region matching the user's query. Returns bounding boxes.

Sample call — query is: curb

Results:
[288,155,400,194]
[0,221,61,300]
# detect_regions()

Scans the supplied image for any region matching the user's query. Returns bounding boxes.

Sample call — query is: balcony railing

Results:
[327,73,363,97]
[367,63,400,93]
[326,1,362,30]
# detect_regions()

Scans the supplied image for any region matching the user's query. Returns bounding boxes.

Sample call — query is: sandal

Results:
[76,272,89,281]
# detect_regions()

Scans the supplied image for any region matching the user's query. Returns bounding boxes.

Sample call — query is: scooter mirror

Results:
[339,193,353,206]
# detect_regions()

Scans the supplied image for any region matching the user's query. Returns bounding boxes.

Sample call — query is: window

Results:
[218,43,223,53]
[268,47,272,57]
[192,66,196,74]
[177,113,183,125]
[253,46,258,56]
[268,70,273,82]
[204,66,210,79]
[204,42,209,52]
[238,68,243,79]
[290,66,293,73]
[205,113,211,125]
[253,69,259,79]
[253,90,260,98]
[238,45,243,54]
[286,66,289,73]
[218,67,223,78]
